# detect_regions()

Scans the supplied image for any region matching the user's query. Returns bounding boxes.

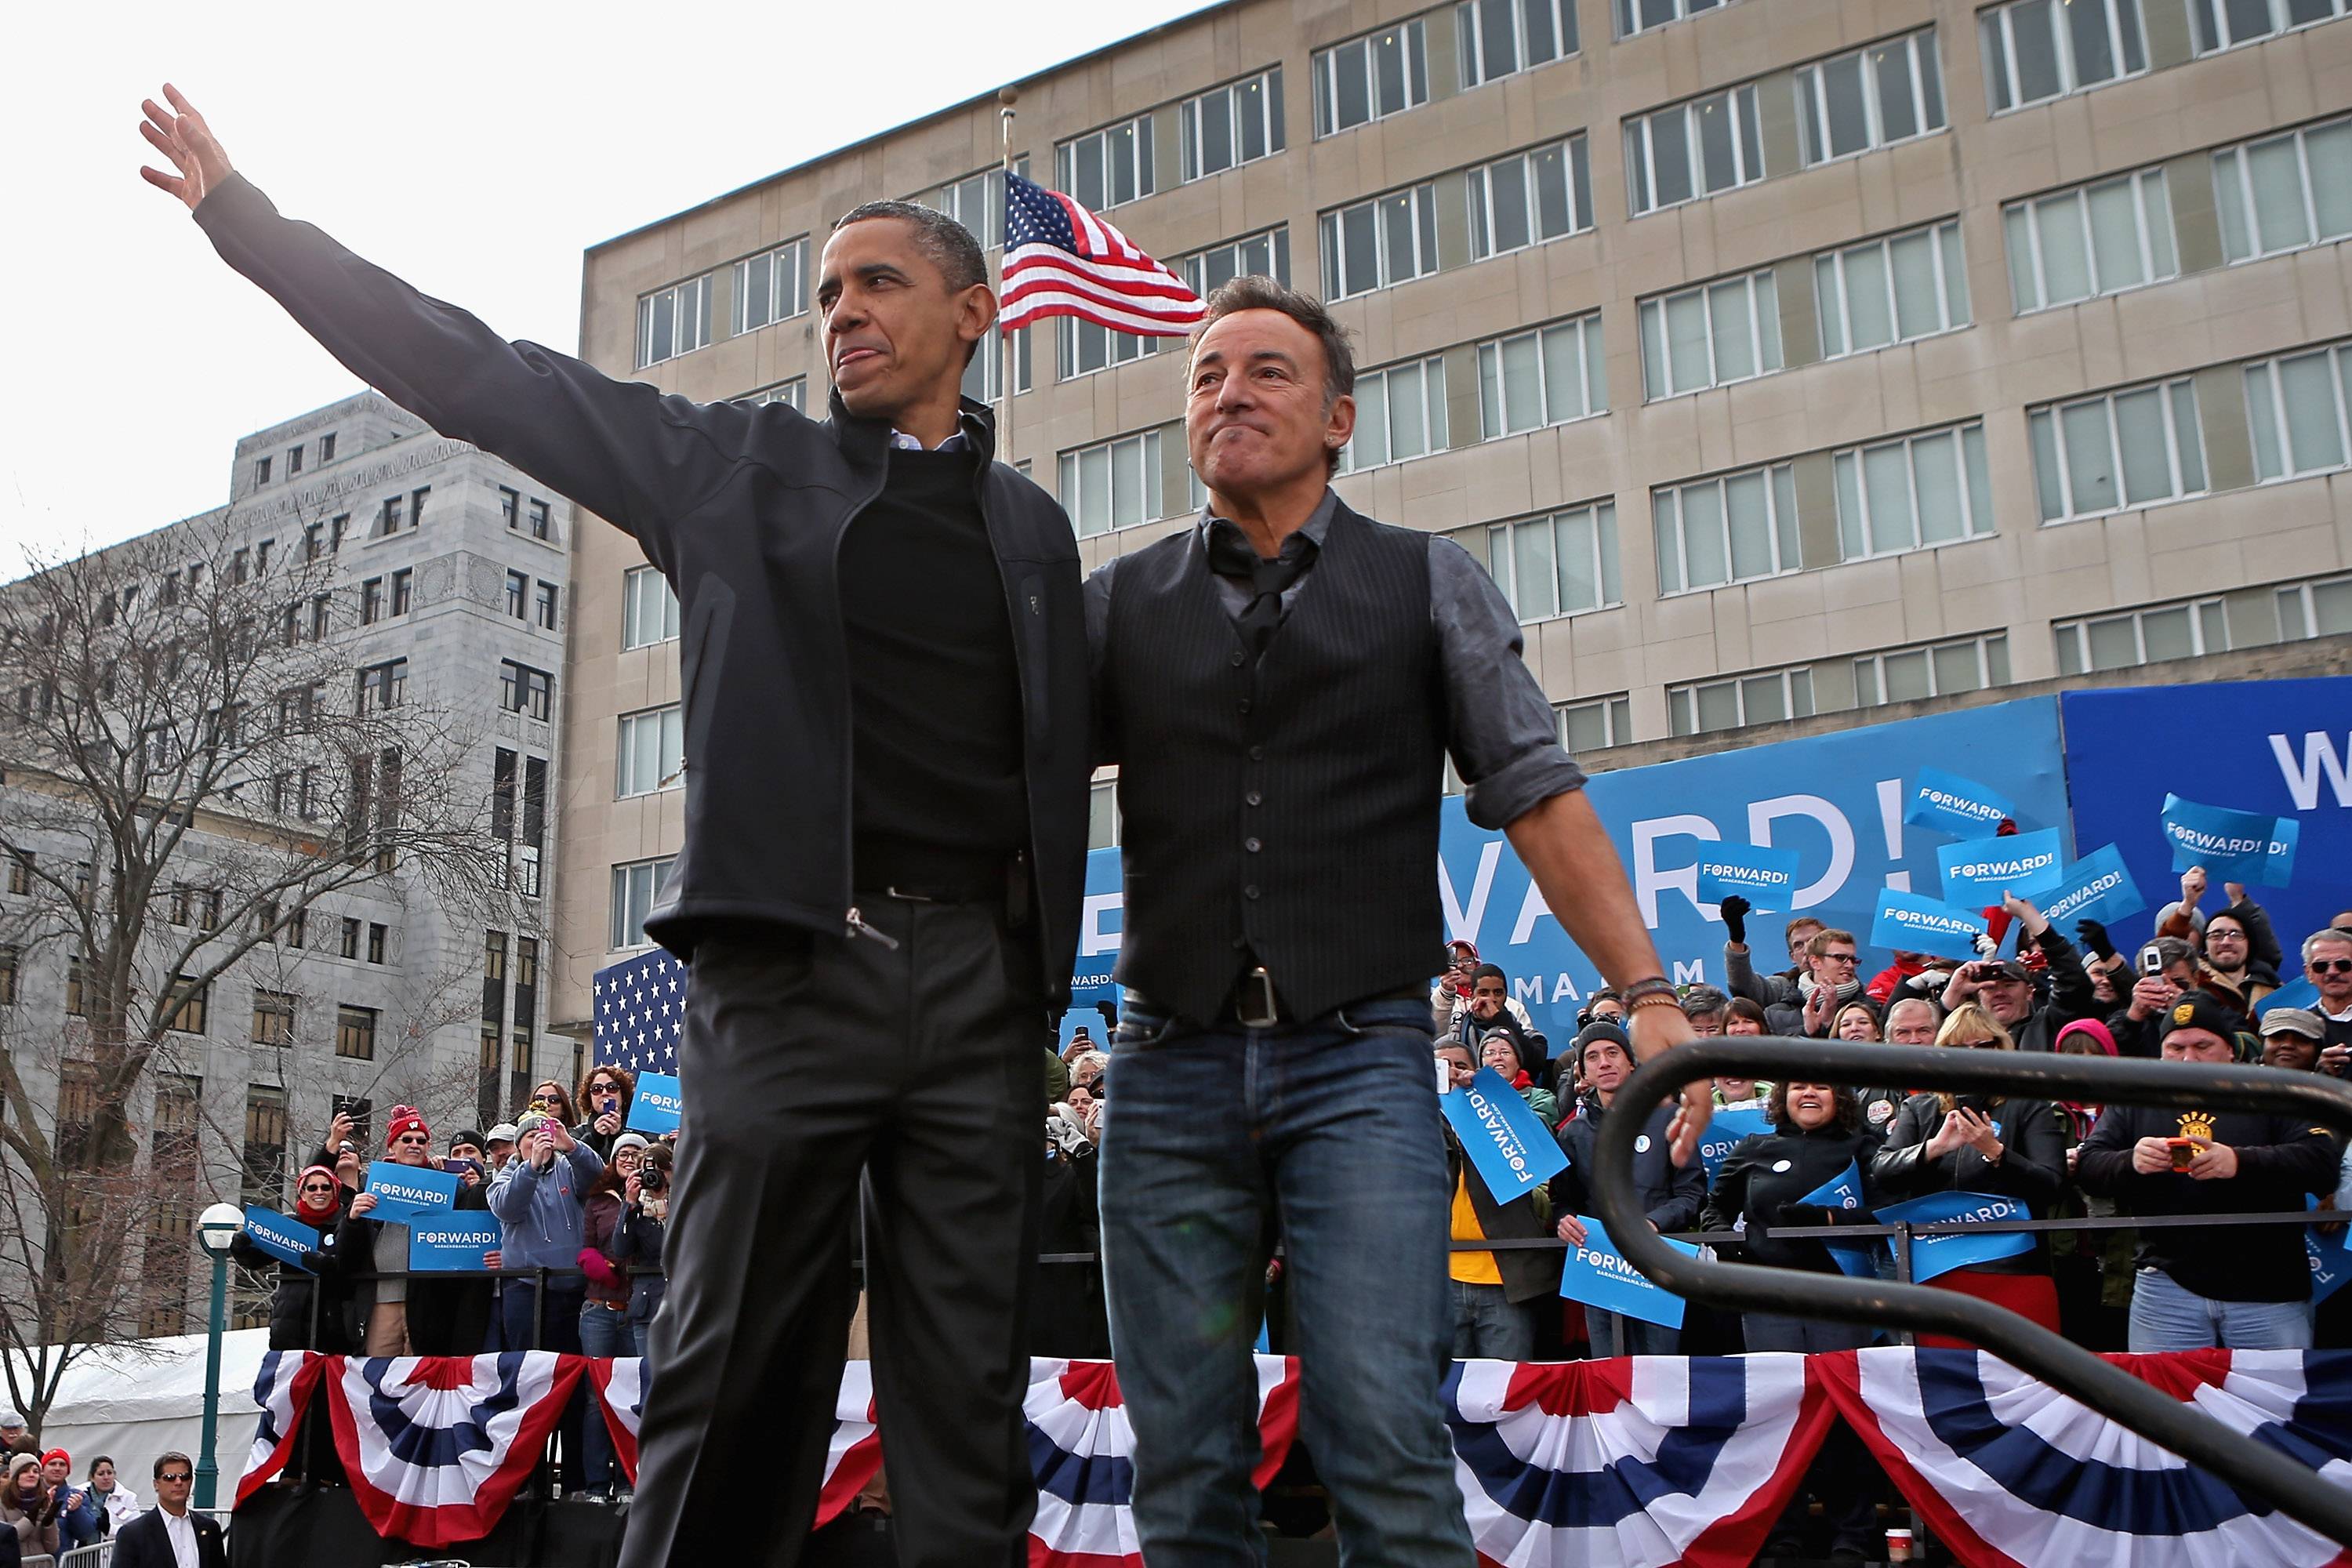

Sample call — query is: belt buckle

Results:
[1237,966,1280,1029]
[884,885,935,903]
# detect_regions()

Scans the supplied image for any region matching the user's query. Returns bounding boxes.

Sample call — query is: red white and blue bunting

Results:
[241,1350,2352,1563]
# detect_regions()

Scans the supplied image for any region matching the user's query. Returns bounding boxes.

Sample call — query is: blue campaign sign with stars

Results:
[595,949,687,1077]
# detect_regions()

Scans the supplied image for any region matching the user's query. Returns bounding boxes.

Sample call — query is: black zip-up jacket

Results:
[1551,1092,1707,1236]
[2075,1102,2339,1302]
[1703,1123,1884,1275]
[193,174,1090,995]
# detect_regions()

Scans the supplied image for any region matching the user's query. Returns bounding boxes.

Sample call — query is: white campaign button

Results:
[1772,1159,1794,1173]
[1635,1134,1652,1153]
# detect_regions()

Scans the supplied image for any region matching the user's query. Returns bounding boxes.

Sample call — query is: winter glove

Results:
[1719,895,1751,946]
[2075,918,2117,961]
[1772,1203,1838,1229]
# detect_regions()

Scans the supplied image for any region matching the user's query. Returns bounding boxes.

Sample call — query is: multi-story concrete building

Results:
[0,391,574,1330]
[550,0,2352,1035]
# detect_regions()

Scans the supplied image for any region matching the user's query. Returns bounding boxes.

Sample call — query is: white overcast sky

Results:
[0,0,1212,577]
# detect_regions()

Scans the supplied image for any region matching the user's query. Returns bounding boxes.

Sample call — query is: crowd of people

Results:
[0,1428,219,1568]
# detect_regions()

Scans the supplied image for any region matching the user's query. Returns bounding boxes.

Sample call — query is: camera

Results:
[640,1166,670,1194]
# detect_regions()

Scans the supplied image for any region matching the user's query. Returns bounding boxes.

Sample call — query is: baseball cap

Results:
[485,1123,520,1145]
[2258,1007,2325,1042]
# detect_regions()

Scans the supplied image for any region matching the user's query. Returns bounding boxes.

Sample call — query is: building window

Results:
[1313,20,1429,136]
[1060,319,1167,381]
[1556,693,1633,753]
[1485,502,1622,623]
[359,578,383,625]
[2246,340,2352,482]
[732,237,809,333]
[535,580,558,630]
[1639,270,1782,400]
[2278,574,2352,641]
[319,433,336,463]
[500,661,554,721]
[2213,117,2352,265]
[253,456,270,487]
[390,568,412,617]
[286,904,307,947]
[2003,169,2176,314]
[499,486,520,528]
[622,565,681,650]
[1854,633,2012,707]
[610,857,677,950]
[1834,422,1998,558]
[1671,666,1817,736]
[1319,183,1440,300]
[505,569,529,619]
[357,658,408,712]
[5,851,27,895]
[1479,314,1607,438]
[0,945,16,1007]
[1653,462,1800,595]
[336,1004,377,1061]
[1057,115,1155,211]
[1339,358,1449,474]
[1817,221,1971,359]
[1980,0,2147,114]
[917,165,1019,250]
[1467,136,1593,260]
[2030,378,2206,521]
[1618,0,1730,36]
[328,515,348,554]
[410,486,430,528]
[1180,68,1285,182]
[1059,430,1163,539]
[240,1087,289,1211]
[1624,84,1764,216]
[964,325,1033,405]
[1795,31,1946,166]
[527,498,552,540]
[250,989,296,1046]
[66,953,86,1016]
[2190,0,2348,52]
[2056,596,2230,674]
[637,274,713,368]
[616,705,685,797]
[368,922,387,964]
[1181,228,1292,298]
[340,916,361,959]
[165,975,209,1035]
[747,378,808,409]
[1457,0,1577,87]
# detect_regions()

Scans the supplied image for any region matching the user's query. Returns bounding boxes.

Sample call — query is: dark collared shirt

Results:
[1084,488,1586,829]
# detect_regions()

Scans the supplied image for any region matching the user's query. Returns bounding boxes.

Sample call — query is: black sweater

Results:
[2076,1103,2339,1301]
[1703,1124,1885,1275]
[1872,1092,2069,1276]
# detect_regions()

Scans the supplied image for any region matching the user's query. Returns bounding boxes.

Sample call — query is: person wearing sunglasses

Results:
[571,1066,637,1160]
[227,1163,352,1352]
[109,1454,225,1568]
[2307,928,2352,1064]
[341,1108,495,1356]
[1873,1003,2070,1345]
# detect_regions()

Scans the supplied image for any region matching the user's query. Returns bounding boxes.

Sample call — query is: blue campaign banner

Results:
[2038,843,2148,931]
[1872,1192,2035,1283]
[1695,1105,1776,1181]
[363,1161,459,1227]
[2309,1198,2352,1306]
[1558,1216,1702,1330]
[1905,766,2020,840]
[2063,680,2350,959]
[1871,888,1988,963]
[1440,1068,1568,1198]
[2159,795,2299,886]
[1936,828,2065,904]
[1693,843,1804,913]
[2259,978,2322,1017]
[408,1212,503,1272]
[240,1206,316,1272]
[628,1071,684,1135]
[1070,698,2069,1040]
[1799,1160,1880,1278]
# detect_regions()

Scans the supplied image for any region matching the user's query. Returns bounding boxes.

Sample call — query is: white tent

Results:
[21,1328,275,1501]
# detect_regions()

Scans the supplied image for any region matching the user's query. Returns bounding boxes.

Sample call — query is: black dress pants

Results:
[617,896,1045,1568]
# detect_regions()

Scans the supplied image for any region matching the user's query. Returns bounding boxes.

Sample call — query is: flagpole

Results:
[997,86,1018,471]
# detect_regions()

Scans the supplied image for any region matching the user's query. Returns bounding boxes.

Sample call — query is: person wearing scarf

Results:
[229,1163,350,1352]
[1476,1031,1557,1124]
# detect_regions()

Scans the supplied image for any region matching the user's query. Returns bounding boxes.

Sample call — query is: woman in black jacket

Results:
[227,1163,353,1351]
[1872,1002,2069,1345]
[1704,1080,1887,1563]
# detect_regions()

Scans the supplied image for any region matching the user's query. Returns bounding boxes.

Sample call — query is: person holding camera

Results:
[229,1163,354,1352]
[338,1107,493,1355]
[604,1142,674,1370]
[2075,992,2339,1350]
[581,1134,652,1501]
[1938,892,2099,1053]
[574,1066,637,1161]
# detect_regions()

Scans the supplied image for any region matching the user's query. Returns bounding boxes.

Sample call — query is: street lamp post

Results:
[194,1201,245,1510]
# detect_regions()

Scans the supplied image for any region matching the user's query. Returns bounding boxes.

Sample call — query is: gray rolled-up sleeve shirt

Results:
[1083,488,1586,830]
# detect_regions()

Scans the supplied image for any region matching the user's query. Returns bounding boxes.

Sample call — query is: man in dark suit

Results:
[110,1454,224,1568]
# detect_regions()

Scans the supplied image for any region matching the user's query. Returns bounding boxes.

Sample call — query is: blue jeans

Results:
[2127,1266,2314,1352]
[579,1301,635,1495]
[1449,1280,1534,1361]
[1099,996,1474,1568]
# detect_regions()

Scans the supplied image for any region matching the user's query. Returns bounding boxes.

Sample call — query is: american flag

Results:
[593,949,687,1074]
[1000,171,1207,339]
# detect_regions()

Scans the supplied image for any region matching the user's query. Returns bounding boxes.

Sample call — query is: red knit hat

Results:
[385,1105,429,1147]
[41,1448,67,1468]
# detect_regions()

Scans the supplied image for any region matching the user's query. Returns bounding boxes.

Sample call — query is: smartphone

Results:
[1955,1094,1994,1120]
[2166,1136,2198,1171]
[1436,1059,1453,1096]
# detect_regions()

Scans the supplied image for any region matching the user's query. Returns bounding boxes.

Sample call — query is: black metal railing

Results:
[1594,1036,2352,1548]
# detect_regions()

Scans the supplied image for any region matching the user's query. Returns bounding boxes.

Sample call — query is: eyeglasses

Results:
[300,1183,336,1193]
[2314,959,2352,976]
[395,1134,430,1146]
[157,1472,191,1484]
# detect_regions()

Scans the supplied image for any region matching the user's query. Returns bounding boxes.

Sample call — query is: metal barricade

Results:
[56,1540,113,1568]
[1592,1036,2352,1548]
